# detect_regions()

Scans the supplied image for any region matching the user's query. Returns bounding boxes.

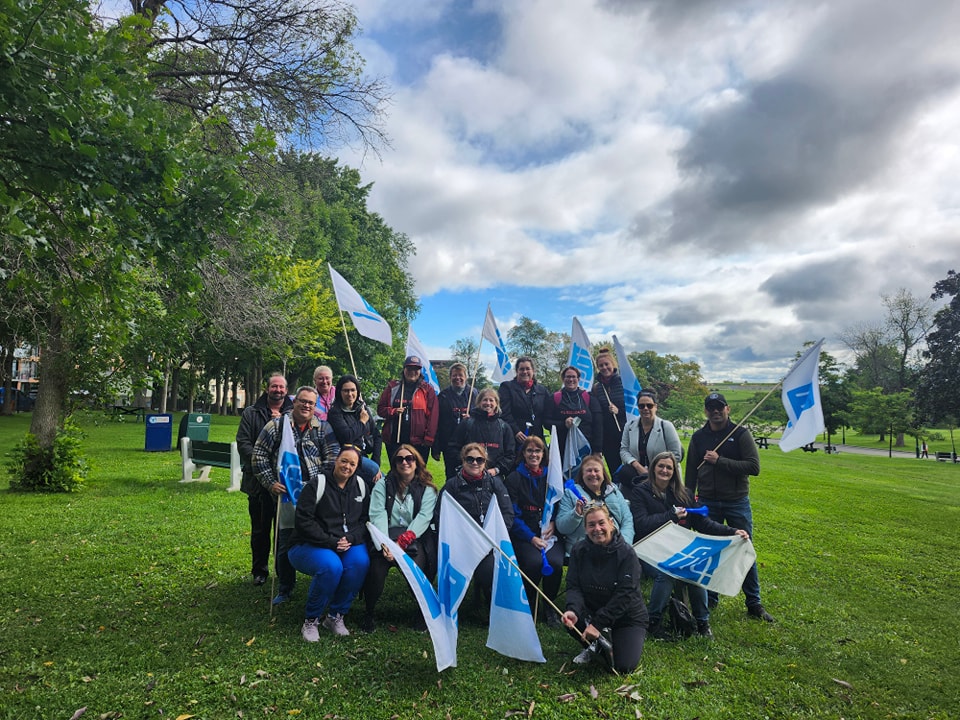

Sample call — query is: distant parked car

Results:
[0,387,35,412]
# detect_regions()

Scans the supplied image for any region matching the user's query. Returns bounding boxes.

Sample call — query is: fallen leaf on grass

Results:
[205,581,217,590]
[256,669,270,678]
[614,684,642,701]
[246,637,256,646]
[558,693,577,702]
[527,700,535,717]
[832,678,853,689]
[287,711,301,715]
[683,679,709,689]
[589,685,598,699]
[69,709,87,720]
[81,676,95,683]
[240,674,246,685]
[175,715,195,720]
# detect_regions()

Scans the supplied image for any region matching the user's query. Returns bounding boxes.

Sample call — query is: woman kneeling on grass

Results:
[361,444,438,633]
[288,446,371,641]
[562,503,648,673]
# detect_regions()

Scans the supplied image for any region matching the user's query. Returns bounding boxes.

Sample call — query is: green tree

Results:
[917,269,960,425]
[506,317,567,390]
[626,350,707,430]
[847,387,915,453]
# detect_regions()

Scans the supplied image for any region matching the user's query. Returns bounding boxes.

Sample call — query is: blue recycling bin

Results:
[145,413,173,452]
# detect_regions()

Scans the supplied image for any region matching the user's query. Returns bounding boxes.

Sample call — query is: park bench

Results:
[755,437,770,449]
[801,443,818,453]
[935,452,956,463]
[824,445,839,454]
[111,405,145,422]
[180,435,242,491]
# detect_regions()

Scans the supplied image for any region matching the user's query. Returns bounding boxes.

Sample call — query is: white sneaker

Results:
[322,613,350,637]
[301,617,320,643]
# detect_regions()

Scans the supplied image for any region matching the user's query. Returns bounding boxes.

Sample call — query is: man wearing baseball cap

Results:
[377,355,439,461]
[684,392,774,622]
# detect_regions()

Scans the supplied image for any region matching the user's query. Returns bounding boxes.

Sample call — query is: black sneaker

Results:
[747,604,775,622]
[697,620,714,639]
[252,574,267,586]
[360,613,376,633]
[411,614,427,632]
[647,617,673,641]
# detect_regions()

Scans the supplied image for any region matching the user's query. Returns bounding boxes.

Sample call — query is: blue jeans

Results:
[648,571,709,622]
[288,543,370,619]
[702,496,761,608]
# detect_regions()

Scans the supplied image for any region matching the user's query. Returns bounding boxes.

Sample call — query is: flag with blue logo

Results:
[612,334,642,418]
[567,318,594,391]
[483,499,545,663]
[779,339,825,452]
[329,264,393,346]
[633,522,757,596]
[482,305,515,382]
[436,495,496,670]
[406,324,440,393]
[366,523,450,669]
[542,427,564,528]
[277,416,302,505]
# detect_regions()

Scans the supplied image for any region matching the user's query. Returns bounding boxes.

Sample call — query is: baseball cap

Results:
[704,392,727,408]
[404,355,423,368]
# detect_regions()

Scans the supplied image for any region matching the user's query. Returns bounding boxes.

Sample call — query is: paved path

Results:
[765,439,920,459]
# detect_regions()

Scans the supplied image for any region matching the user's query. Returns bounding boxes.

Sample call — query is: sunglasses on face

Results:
[394,455,416,464]
[463,456,485,465]
[638,403,655,409]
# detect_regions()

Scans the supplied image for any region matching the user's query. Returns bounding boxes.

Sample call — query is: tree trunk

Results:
[30,312,70,448]
[169,364,181,411]
[1,345,13,416]
[895,432,905,447]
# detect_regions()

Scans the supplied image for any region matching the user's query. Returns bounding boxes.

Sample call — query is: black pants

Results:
[567,620,647,674]
[514,540,564,610]
[247,492,276,577]
[363,540,431,616]
[442,449,461,482]
[275,527,297,594]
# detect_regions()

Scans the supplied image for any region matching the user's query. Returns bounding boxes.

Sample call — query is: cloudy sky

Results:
[336,0,960,382]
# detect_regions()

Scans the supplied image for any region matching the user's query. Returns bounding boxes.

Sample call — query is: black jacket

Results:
[236,392,293,496]
[327,401,380,459]
[592,372,626,447]
[627,481,738,540]
[290,472,370,549]
[498,379,550,440]
[436,469,514,528]
[434,385,478,454]
[684,421,760,501]
[546,388,604,453]
[566,532,647,629]
[453,407,516,477]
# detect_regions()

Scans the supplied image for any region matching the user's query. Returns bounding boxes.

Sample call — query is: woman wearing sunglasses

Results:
[435,443,514,604]
[616,390,682,487]
[361,445,438,633]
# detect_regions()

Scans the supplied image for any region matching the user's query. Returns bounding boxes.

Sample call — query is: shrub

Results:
[6,419,88,492]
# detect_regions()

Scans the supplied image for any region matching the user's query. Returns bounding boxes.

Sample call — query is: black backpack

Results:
[667,592,697,639]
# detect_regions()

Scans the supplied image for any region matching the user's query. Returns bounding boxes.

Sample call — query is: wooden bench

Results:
[801,443,818,453]
[180,436,242,490]
[755,437,770,449]
[111,405,145,422]
[935,452,956,463]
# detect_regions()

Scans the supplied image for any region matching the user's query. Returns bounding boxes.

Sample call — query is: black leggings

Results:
[363,542,431,615]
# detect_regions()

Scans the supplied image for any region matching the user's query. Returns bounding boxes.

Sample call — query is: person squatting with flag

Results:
[434,442,514,614]
[453,388,515,478]
[252,385,340,607]
[503,436,564,624]
[361,444,438,633]
[631,451,750,641]
[562,503,649,673]
[287,446,371,640]
[378,354,439,462]
[684,392,775,623]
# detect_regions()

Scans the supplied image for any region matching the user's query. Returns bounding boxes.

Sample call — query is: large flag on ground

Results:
[542,427,565,528]
[483,499,546,663]
[568,318,594,391]
[633,522,757,596]
[406,324,440,393]
[612,334,642,418]
[482,305,515,382]
[436,496,497,670]
[328,264,392,346]
[277,415,303,505]
[366,523,449,670]
[779,339,826,452]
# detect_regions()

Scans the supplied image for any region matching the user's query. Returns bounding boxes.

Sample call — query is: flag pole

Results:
[395,382,405,444]
[594,351,621,433]
[269,493,282,619]
[337,309,359,379]
[467,332,486,414]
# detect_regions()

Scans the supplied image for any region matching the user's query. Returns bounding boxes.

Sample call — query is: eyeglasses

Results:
[463,456,485,465]
[637,403,655,409]
[394,455,416,464]
[295,398,316,407]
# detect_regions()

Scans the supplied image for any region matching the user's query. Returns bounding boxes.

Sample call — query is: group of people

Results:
[234,351,774,675]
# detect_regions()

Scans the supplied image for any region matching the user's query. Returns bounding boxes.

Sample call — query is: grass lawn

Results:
[0,410,958,719]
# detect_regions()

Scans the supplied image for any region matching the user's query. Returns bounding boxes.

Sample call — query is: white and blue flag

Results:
[613,335,643,418]
[406,324,440,393]
[483,499,545,663]
[329,264,393,346]
[542,428,565,528]
[482,305,515,382]
[633,522,757,596]
[277,416,302,505]
[779,339,825,452]
[568,318,594,391]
